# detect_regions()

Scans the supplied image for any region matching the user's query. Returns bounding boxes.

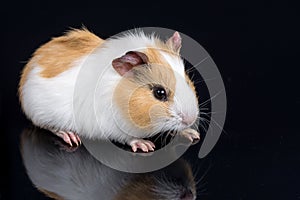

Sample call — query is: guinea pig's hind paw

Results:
[129,139,155,152]
[54,130,81,147]
[180,128,200,144]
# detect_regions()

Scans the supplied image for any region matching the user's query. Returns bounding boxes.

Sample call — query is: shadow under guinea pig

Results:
[20,127,197,200]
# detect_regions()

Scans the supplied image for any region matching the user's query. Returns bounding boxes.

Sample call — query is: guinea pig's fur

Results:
[19,28,199,145]
[21,127,197,200]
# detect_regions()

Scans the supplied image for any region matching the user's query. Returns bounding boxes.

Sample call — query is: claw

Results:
[68,132,79,146]
[76,134,82,145]
[144,141,155,151]
[54,130,81,147]
[129,139,155,152]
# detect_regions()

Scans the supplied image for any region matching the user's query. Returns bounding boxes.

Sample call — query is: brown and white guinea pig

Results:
[21,127,197,200]
[18,28,200,152]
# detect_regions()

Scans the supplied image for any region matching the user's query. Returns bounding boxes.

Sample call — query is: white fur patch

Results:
[160,52,199,130]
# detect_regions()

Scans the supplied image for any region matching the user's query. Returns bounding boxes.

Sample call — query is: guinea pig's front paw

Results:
[180,128,200,144]
[129,139,155,152]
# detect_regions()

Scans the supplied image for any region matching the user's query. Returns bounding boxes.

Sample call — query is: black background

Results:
[1,0,300,199]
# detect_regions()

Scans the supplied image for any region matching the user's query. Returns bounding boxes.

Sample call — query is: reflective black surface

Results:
[21,127,199,200]
[2,0,300,199]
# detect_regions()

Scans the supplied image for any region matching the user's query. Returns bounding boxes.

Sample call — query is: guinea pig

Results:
[20,127,197,200]
[18,28,200,152]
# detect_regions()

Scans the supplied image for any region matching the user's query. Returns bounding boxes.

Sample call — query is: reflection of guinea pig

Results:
[21,127,197,200]
[18,28,200,152]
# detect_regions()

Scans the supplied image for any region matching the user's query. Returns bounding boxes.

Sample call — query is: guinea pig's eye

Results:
[152,86,168,101]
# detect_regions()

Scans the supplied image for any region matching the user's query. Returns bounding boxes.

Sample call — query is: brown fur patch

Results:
[185,74,197,95]
[128,86,168,128]
[19,28,103,101]
[144,47,172,68]
[37,28,103,78]
[18,59,34,98]
[114,176,156,200]
[20,28,103,83]
[113,61,176,130]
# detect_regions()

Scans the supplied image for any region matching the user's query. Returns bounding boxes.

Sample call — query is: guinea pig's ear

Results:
[166,31,182,53]
[112,51,149,76]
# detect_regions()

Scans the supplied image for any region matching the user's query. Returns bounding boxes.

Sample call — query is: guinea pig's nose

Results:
[180,187,194,200]
[180,114,196,126]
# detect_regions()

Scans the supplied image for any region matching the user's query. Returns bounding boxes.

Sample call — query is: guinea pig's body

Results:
[19,28,200,151]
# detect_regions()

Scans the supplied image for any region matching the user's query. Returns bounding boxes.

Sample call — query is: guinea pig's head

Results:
[112,32,199,138]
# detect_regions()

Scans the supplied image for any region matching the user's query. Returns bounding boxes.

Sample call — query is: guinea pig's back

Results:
[19,29,103,130]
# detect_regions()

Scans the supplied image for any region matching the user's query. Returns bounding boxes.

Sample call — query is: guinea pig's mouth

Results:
[167,114,198,132]
[164,119,186,130]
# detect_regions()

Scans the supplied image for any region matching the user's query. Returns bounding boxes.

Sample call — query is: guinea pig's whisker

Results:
[199,119,210,126]
[196,181,208,192]
[199,122,209,130]
[200,113,211,117]
[199,114,209,120]
[152,132,163,143]
[193,77,220,85]
[197,188,209,198]
[199,89,223,108]
[200,114,228,136]
[200,107,210,111]
[199,100,211,108]
[185,67,196,74]
[194,162,212,198]
[192,163,202,180]
[163,130,171,146]
[195,165,210,187]
[192,121,200,132]
[198,123,208,133]
[199,117,210,124]
[201,111,223,116]
[189,73,196,82]
[210,117,229,135]
[198,119,209,132]
[164,130,170,144]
